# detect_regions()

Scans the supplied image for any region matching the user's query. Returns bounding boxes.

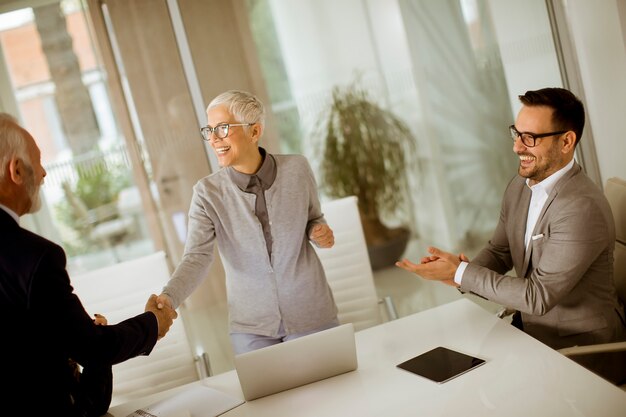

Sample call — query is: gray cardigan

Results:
[162,154,338,336]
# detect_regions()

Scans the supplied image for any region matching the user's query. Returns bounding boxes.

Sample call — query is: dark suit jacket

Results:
[460,163,626,382]
[0,209,158,416]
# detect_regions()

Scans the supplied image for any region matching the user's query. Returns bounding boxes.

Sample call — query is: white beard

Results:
[24,165,42,214]
[27,184,42,213]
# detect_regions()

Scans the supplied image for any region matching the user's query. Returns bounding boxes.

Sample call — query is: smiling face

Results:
[206,105,262,174]
[513,105,575,186]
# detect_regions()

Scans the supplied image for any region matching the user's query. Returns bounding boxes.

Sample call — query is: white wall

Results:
[487,0,562,115]
[566,0,626,184]
[268,0,382,129]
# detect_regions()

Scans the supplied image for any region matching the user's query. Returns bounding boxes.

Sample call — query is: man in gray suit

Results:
[396,87,626,384]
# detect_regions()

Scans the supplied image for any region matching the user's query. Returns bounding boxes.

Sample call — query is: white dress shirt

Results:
[454,158,575,285]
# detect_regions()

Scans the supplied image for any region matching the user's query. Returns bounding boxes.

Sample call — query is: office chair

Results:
[315,196,398,332]
[557,177,626,378]
[71,251,211,406]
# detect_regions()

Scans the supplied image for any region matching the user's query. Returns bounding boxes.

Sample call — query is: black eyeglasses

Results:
[200,122,254,141]
[509,125,568,148]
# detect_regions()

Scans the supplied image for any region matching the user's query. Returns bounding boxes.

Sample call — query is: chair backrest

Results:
[605,177,626,302]
[70,251,200,406]
[316,196,383,331]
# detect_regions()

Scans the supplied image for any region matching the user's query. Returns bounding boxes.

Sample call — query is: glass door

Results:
[0,0,232,375]
[86,0,234,375]
[0,0,163,274]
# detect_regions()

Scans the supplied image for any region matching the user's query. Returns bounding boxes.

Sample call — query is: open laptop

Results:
[233,323,358,401]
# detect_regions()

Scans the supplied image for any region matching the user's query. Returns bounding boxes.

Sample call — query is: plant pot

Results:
[367,227,411,270]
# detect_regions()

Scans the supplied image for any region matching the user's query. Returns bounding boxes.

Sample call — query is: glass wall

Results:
[0,1,156,274]
[0,0,567,278]
[244,0,563,256]
[0,0,575,376]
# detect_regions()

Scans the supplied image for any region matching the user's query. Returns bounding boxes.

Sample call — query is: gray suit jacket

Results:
[461,163,626,350]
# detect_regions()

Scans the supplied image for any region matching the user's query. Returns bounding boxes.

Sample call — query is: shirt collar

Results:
[228,147,277,190]
[0,204,19,225]
[525,158,575,194]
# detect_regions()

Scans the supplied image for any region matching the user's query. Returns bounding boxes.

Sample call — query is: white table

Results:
[108,299,626,417]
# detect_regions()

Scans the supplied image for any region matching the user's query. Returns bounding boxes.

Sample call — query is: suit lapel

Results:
[515,186,532,277]
[520,163,581,277]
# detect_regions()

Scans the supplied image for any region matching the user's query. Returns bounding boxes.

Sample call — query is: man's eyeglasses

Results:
[200,123,254,141]
[509,125,568,148]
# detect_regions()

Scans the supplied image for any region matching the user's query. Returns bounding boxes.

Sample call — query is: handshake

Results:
[144,294,178,339]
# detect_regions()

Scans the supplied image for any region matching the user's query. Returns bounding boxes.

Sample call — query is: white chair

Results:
[71,251,210,406]
[557,177,626,388]
[315,196,397,332]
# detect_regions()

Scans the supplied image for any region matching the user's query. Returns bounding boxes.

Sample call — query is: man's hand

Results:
[395,246,462,287]
[145,294,177,339]
[309,224,335,248]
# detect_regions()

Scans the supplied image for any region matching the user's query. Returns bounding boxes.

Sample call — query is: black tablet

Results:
[396,346,486,384]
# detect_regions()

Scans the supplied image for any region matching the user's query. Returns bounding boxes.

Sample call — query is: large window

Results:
[0,1,155,273]
[245,0,564,256]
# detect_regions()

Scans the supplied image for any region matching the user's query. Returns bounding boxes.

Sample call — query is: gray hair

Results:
[206,90,266,129]
[0,113,29,182]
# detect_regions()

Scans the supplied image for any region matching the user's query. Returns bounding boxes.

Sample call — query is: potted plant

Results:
[315,83,417,269]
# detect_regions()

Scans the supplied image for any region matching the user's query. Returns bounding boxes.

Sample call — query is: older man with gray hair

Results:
[0,113,178,416]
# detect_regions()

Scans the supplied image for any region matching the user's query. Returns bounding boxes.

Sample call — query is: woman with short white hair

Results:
[158,90,338,354]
